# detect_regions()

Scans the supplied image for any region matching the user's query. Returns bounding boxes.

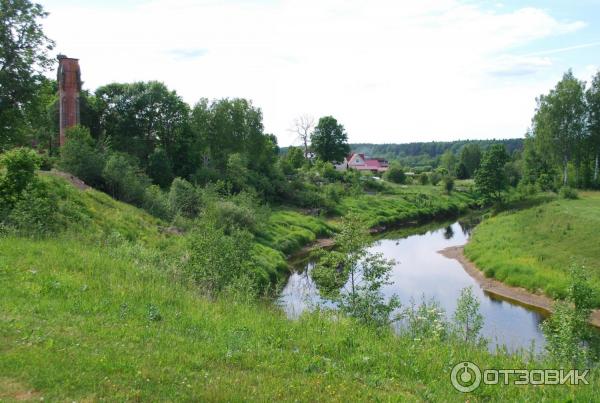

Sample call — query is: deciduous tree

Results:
[310,116,349,163]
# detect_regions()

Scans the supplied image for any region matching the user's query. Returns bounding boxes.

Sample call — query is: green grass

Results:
[1,236,598,401]
[339,184,476,228]
[465,191,600,306]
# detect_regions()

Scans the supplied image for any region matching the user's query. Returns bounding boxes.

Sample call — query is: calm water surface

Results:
[278,220,547,353]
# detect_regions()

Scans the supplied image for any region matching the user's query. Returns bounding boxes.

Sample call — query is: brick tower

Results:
[57,54,82,146]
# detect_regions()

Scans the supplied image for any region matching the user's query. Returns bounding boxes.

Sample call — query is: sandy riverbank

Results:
[439,245,600,328]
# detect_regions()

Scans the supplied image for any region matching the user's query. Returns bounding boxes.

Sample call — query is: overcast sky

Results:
[40,0,600,146]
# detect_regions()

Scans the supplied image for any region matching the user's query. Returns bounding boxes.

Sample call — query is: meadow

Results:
[465,191,600,306]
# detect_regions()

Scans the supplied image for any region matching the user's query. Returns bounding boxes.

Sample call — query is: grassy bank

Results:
[465,191,600,307]
[339,184,476,228]
[1,236,598,401]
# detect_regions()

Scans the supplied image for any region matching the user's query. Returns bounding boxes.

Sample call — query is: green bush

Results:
[428,171,441,186]
[418,173,429,185]
[383,163,406,184]
[185,221,255,296]
[8,180,59,235]
[59,126,105,187]
[443,176,454,194]
[142,185,172,220]
[559,186,578,200]
[211,200,258,234]
[102,153,150,205]
[168,177,201,218]
[0,148,41,207]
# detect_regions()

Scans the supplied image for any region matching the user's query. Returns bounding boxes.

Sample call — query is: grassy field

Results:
[465,191,600,306]
[2,235,598,401]
[338,184,476,228]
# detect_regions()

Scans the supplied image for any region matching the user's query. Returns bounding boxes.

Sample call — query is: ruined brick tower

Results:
[57,54,82,146]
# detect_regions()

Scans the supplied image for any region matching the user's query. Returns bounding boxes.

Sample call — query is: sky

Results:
[40,0,600,146]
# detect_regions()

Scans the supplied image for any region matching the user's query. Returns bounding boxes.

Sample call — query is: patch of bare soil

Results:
[0,378,42,401]
[439,245,600,328]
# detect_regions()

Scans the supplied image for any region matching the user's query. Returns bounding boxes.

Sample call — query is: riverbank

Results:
[463,191,600,307]
[440,245,600,328]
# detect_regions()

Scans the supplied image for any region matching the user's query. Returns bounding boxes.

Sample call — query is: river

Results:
[278,218,548,353]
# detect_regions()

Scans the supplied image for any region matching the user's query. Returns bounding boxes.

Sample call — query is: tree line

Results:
[526,70,600,189]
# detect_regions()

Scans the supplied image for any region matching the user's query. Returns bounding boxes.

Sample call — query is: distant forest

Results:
[350,139,524,170]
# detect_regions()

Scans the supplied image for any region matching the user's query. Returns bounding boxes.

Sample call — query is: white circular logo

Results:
[451,361,482,393]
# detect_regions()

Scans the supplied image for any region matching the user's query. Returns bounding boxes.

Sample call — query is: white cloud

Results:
[40,0,586,145]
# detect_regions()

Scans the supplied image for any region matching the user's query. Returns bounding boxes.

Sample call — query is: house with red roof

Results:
[336,153,389,174]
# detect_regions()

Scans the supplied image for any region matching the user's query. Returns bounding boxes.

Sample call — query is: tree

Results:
[147,148,174,188]
[458,144,481,178]
[443,175,454,194]
[532,70,586,186]
[285,146,305,169]
[310,116,349,162]
[310,214,400,327]
[453,287,483,344]
[587,70,600,184]
[439,149,456,174]
[291,115,314,158]
[455,162,468,180]
[0,0,55,150]
[474,144,509,203]
[95,82,189,166]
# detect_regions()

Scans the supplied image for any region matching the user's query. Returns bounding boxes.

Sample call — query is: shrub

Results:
[168,177,201,218]
[0,148,41,205]
[452,287,483,344]
[443,176,454,194]
[384,162,406,184]
[59,126,105,187]
[103,153,150,205]
[143,185,172,220]
[429,171,441,186]
[185,221,255,296]
[418,173,429,185]
[7,179,59,235]
[211,200,258,234]
[559,186,578,200]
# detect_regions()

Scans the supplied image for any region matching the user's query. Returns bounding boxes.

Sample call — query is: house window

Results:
[356,159,360,163]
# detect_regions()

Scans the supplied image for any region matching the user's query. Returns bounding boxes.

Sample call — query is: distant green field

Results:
[465,191,600,306]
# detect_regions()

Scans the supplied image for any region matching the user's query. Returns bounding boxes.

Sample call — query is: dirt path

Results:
[439,245,600,328]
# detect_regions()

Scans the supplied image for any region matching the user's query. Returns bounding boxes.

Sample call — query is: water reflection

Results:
[279,220,548,353]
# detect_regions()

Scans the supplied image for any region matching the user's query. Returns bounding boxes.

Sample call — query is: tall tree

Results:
[532,70,587,186]
[95,81,189,167]
[587,70,600,183]
[0,0,55,149]
[458,143,481,178]
[310,116,349,162]
[474,144,509,203]
[439,149,456,174]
